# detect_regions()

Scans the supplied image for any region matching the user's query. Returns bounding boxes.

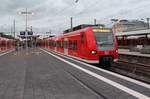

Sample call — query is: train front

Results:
[92,28,118,66]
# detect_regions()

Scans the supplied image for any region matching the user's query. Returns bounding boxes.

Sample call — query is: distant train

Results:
[115,29,150,47]
[39,24,118,67]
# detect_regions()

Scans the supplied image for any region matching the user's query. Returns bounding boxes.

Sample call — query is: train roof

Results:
[63,24,105,34]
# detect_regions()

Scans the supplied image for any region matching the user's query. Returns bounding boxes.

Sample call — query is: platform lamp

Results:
[75,0,79,3]
[111,19,119,33]
[146,18,150,29]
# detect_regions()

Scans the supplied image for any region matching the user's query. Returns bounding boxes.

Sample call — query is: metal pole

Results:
[26,8,27,31]
[71,17,73,29]
[13,19,15,38]
[11,26,13,36]
[31,26,33,48]
[20,8,33,51]
[94,19,96,25]
[31,26,32,32]
[26,8,28,50]
[75,0,79,3]
[10,25,13,49]
[146,18,150,29]
[49,29,51,37]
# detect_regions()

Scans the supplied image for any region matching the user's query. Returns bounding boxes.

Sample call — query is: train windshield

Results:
[94,32,114,50]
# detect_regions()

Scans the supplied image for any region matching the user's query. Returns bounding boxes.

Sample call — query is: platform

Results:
[119,49,150,57]
[0,48,149,99]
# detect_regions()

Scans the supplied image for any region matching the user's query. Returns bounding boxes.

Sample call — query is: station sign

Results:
[20,31,33,35]
[93,29,111,32]
[20,31,25,35]
[20,12,33,14]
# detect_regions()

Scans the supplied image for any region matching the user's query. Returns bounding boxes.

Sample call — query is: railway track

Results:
[43,48,150,83]
[110,61,150,84]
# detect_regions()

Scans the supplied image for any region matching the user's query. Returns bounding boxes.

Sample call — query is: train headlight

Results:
[91,50,97,54]
[116,50,118,53]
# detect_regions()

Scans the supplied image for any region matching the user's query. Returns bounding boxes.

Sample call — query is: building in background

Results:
[113,20,150,48]
[112,20,148,33]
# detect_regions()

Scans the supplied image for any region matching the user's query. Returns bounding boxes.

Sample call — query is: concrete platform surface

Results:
[0,48,149,99]
[119,49,150,57]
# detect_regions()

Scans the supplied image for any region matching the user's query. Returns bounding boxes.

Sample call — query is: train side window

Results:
[81,32,85,43]
[57,41,61,48]
[49,41,51,46]
[50,41,52,47]
[72,40,77,50]
[57,41,58,47]
[61,41,63,48]
[54,41,56,47]
[61,41,64,48]
[69,40,72,49]
[64,41,68,48]
[56,41,58,47]
[59,41,61,48]
[74,40,77,50]
[57,41,59,47]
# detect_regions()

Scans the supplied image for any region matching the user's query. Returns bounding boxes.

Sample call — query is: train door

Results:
[80,32,86,58]
[64,38,68,55]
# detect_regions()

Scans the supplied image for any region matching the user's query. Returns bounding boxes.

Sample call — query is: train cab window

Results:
[94,30,114,50]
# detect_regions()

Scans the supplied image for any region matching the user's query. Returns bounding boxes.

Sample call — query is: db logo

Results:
[104,51,109,55]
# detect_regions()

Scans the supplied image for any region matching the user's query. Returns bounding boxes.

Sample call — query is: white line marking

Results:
[46,49,150,89]
[0,49,14,57]
[66,71,101,98]
[41,48,150,99]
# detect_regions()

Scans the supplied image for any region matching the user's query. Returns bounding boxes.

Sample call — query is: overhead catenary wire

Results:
[52,0,101,29]
[48,0,100,21]
[46,0,132,34]
[43,0,150,36]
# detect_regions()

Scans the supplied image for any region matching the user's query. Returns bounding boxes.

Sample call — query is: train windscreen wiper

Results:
[97,41,113,45]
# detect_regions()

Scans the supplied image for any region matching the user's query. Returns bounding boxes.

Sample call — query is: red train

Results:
[41,24,118,67]
[0,37,15,52]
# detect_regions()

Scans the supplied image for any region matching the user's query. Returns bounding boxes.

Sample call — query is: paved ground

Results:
[0,48,149,99]
[0,49,101,99]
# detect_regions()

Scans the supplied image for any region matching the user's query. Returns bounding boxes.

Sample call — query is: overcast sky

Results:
[0,0,150,35]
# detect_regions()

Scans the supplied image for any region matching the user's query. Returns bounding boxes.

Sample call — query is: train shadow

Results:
[92,63,112,70]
